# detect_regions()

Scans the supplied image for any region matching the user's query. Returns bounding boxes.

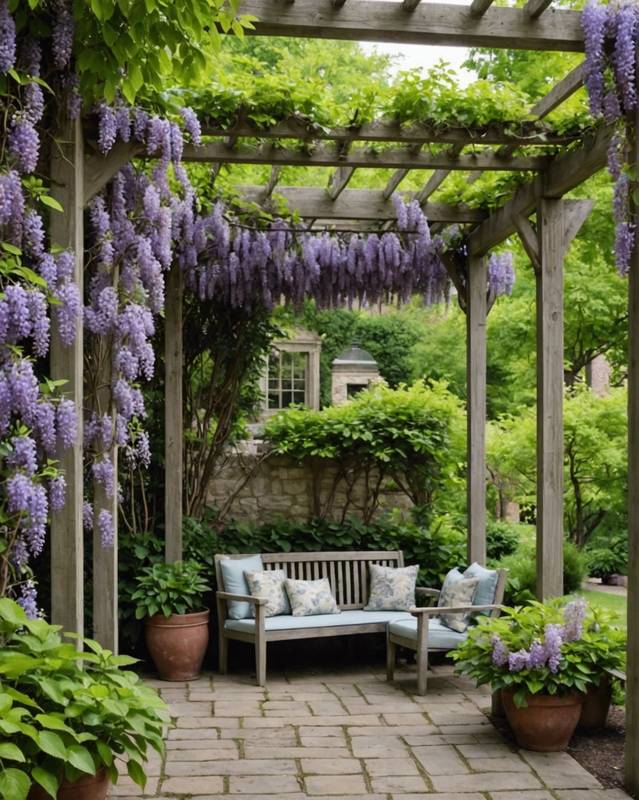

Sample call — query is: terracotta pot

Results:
[502,688,583,751]
[579,676,612,730]
[29,769,109,800]
[145,609,210,681]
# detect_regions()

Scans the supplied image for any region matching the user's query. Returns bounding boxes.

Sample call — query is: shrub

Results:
[486,520,522,561]
[499,540,586,604]
[586,540,628,582]
[132,561,211,619]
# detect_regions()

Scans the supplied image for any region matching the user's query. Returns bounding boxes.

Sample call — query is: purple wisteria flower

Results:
[17,579,38,619]
[98,508,114,548]
[181,107,202,145]
[52,0,74,69]
[491,634,509,667]
[0,0,16,73]
[8,118,40,173]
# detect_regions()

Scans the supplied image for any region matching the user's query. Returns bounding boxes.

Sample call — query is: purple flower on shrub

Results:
[507,649,530,672]
[562,598,587,642]
[82,501,93,531]
[543,623,564,673]
[491,634,509,667]
[17,580,38,619]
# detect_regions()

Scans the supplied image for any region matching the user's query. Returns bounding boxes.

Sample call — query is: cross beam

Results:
[239,185,485,222]
[182,142,549,171]
[240,0,584,51]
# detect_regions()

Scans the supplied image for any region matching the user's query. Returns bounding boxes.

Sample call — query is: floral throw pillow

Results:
[284,578,340,617]
[364,564,418,611]
[245,569,290,618]
[438,576,480,633]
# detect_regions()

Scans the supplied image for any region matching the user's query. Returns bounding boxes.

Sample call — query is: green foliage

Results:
[585,537,628,582]
[488,388,627,547]
[0,599,168,798]
[498,541,587,605]
[264,381,465,516]
[452,598,626,708]
[131,561,211,619]
[486,521,522,561]
[213,513,467,589]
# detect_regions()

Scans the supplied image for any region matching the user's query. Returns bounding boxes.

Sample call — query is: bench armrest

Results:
[415,587,440,598]
[216,591,267,606]
[410,604,502,616]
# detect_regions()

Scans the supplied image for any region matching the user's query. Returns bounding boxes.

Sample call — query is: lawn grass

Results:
[579,589,627,629]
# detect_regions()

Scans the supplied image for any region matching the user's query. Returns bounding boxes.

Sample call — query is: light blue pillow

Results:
[463,562,499,609]
[220,555,263,620]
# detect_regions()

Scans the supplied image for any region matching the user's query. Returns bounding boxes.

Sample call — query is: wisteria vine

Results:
[583,0,639,274]
[0,1,80,616]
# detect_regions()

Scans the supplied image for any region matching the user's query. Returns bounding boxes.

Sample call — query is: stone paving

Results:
[109,662,630,800]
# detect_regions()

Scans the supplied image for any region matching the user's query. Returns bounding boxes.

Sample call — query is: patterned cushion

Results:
[364,564,418,611]
[438,576,479,633]
[220,555,264,620]
[245,569,290,618]
[284,578,340,617]
[463,562,499,610]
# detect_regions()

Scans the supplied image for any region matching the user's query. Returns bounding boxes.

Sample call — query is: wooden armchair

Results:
[386,569,507,695]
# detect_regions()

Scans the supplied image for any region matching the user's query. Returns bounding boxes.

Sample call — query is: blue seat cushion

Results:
[226,608,413,633]
[388,617,467,650]
[463,562,499,609]
[220,554,264,620]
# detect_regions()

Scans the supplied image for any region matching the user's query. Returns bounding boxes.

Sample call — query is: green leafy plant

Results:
[586,540,628,583]
[486,521,522,561]
[452,598,626,708]
[132,561,211,619]
[0,599,168,799]
[498,541,586,605]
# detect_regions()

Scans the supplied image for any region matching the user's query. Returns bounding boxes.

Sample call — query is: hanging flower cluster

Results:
[0,1,80,616]
[487,252,515,298]
[582,1,639,273]
[491,599,587,674]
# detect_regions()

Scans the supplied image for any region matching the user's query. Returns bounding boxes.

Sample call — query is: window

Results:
[267,350,308,410]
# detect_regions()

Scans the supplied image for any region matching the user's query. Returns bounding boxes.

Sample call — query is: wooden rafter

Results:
[241,0,585,51]
[181,141,550,171]
[263,165,283,200]
[200,118,581,147]
[469,0,495,18]
[523,0,553,19]
[327,166,356,200]
[239,185,485,222]
[402,0,422,10]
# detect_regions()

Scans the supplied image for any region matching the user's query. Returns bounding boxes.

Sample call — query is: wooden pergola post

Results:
[467,255,488,565]
[165,265,184,562]
[524,198,591,600]
[625,95,639,798]
[50,117,84,637]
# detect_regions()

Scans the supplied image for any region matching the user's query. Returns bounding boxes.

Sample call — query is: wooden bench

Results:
[215,550,414,686]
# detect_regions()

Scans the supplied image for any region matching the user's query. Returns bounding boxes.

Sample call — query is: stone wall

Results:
[207,451,411,523]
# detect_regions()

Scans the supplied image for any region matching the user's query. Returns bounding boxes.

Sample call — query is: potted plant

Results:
[451,598,625,750]
[0,598,168,800]
[132,560,211,681]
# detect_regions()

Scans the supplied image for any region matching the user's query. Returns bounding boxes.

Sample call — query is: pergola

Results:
[46,1,639,793]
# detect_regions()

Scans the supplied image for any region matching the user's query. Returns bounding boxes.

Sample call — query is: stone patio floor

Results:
[109,662,631,800]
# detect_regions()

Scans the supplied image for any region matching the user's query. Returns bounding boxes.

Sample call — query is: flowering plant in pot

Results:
[132,560,211,681]
[451,598,625,750]
[0,598,168,800]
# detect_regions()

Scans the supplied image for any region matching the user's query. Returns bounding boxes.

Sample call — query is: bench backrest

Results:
[215,550,404,612]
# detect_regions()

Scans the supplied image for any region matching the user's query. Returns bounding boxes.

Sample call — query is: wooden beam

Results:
[165,265,183,563]
[469,0,495,17]
[201,118,581,147]
[84,141,141,206]
[241,0,584,51]
[467,254,488,565]
[264,165,282,200]
[402,0,422,9]
[327,166,356,200]
[50,117,85,639]
[523,0,553,19]
[383,168,410,200]
[535,198,591,600]
[513,213,541,273]
[239,185,486,222]
[625,84,639,798]
[468,124,612,255]
[183,141,549,171]
[332,0,347,6]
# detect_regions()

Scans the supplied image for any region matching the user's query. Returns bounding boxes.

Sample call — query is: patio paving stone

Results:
[107,664,630,799]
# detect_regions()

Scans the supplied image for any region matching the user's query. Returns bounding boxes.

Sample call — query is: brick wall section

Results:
[207,452,412,523]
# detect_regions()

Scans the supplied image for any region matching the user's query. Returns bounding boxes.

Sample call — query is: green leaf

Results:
[1,242,21,256]
[32,767,59,799]
[0,743,25,762]
[67,745,96,775]
[38,731,67,760]
[127,758,147,789]
[0,598,28,626]
[0,768,30,800]
[39,194,64,213]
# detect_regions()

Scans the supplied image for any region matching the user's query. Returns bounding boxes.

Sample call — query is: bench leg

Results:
[386,628,396,681]
[218,632,228,674]
[255,606,267,687]
[416,616,429,696]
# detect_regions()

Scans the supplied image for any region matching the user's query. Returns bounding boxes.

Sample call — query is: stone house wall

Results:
[207,451,412,523]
